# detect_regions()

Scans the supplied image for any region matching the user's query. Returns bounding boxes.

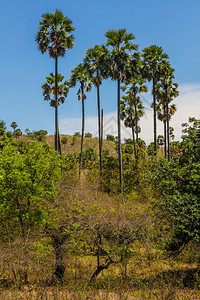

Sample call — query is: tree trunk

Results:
[117,79,123,196]
[134,102,139,145]
[131,117,137,159]
[153,77,157,156]
[79,83,85,177]
[97,70,102,178]
[164,119,167,159]
[89,259,112,283]
[166,97,170,162]
[51,234,68,283]
[55,56,61,154]
[100,109,103,176]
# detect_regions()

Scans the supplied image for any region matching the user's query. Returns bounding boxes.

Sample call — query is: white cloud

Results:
[60,83,200,144]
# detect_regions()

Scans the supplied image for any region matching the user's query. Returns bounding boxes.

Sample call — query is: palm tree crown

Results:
[105,29,138,81]
[42,73,69,107]
[36,9,75,58]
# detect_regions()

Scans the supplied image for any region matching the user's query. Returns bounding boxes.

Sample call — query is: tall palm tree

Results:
[84,45,110,177]
[121,76,147,151]
[121,96,145,158]
[105,29,138,195]
[156,65,179,160]
[36,9,75,153]
[157,102,177,158]
[141,45,169,156]
[69,63,92,177]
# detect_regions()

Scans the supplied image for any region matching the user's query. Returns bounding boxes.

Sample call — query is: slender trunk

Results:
[153,77,157,156]
[89,260,112,284]
[55,56,58,151]
[55,246,65,282]
[97,70,102,178]
[79,83,85,177]
[166,95,170,162]
[134,102,139,145]
[100,109,103,177]
[131,117,137,158]
[164,113,167,158]
[51,234,68,283]
[117,79,123,196]
[55,56,61,154]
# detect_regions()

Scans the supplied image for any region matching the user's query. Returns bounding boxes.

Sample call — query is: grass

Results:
[0,177,199,299]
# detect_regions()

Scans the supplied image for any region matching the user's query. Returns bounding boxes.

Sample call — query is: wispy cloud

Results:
[60,83,200,144]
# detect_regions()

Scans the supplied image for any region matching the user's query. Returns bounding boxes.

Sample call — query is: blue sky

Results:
[1,0,200,143]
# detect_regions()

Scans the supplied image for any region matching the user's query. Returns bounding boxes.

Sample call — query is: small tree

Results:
[106,134,115,142]
[0,120,6,136]
[73,132,81,137]
[61,136,68,149]
[11,122,18,131]
[13,128,22,139]
[157,135,165,156]
[85,132,92,138]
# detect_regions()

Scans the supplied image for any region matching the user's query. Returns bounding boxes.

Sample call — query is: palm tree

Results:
[121,75,147,157]
[157,102,177,158]
[155,65,179,160]
[69,63,92,177]
[157,135,165,156]
[42,72,69,107]
[84,45,110,177]
[105,29,138,195]
[141,45,169,156]
[36,9,75,153]
[42,73,69,152]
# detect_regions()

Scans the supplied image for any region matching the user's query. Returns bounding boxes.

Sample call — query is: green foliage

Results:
[147,142,160,156]
[152,118,200,253]
[79,148,97,169]
[42,73,69,107]
[0,141,61,239]
[125,138,133,144]
[61,136,68,145]
[106,134,115,142]
[64,153,78,171]
[34,130,48,141]
[13,128,22,138]
[11,121,18,131]
[36,9,75,58]
[124,144,133,154]
[85,132,92,138]
[73,132,81,137]
[0,120,6,136]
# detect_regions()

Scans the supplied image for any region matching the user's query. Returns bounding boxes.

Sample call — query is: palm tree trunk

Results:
[166,99,170,162]
[163,119,167,158]
[164,105,167,158]
[153,77,157,156]
[79,83,85,177]
[100,109,103,176]
[97,70,102,178]
[134,102,139,145]
[55,56,61,154]
[117,79,123,196]
[131,117,137,158]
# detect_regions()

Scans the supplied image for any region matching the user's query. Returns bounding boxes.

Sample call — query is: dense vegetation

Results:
[0,118,199,299]
[0,9,199,299]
